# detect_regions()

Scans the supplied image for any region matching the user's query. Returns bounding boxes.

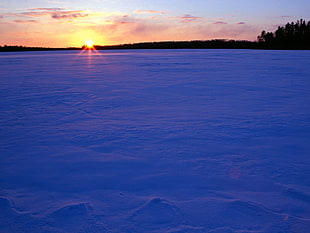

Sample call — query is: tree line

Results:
[257,19,310,49]
[94,40,258,50]
[0,45,80,52]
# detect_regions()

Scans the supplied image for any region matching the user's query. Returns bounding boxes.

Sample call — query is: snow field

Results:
[0,49,310,232]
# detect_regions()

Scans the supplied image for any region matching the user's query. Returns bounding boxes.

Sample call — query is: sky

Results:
[0,0,309,47]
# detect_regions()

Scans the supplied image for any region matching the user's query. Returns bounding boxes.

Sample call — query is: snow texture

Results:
[0,49,310,232]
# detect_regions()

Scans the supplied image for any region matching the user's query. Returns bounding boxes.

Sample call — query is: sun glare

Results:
[85,40,94,48]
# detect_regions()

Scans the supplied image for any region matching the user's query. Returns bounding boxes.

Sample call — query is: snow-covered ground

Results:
[0,49,310,233]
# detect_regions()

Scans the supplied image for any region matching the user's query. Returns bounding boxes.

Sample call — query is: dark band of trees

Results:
[257,19,310,49]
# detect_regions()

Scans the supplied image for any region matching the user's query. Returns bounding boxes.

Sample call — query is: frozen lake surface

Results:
[0,49,310,232]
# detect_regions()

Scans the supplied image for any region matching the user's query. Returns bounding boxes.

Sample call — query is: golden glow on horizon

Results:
[69,30,105,48]
[85,40,94,48]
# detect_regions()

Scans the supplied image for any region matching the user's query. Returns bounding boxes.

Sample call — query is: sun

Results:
[85,40,94,49]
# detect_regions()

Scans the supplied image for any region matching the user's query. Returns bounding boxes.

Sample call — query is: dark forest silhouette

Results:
[93,40,258,50]
[1,19,309,52]
[0,46,80,52]
[258,19,310,49]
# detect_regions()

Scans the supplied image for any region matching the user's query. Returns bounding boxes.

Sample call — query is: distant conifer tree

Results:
[258,19,310,49]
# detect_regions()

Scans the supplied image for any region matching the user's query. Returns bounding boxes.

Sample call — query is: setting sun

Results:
[85,40,94,48]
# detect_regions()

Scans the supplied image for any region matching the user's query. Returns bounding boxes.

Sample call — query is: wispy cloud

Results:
[237,22,245,25]
[21,9,89,19]
[213,21,227,25]
[170,14,204,23]
[13,19,38,23]
[51,11,89,20]
[29,8,64,11]
[13,8,116,22]
[104,15,137,25]
[0,12,32,20]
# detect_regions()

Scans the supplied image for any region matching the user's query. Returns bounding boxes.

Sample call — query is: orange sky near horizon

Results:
[1,0,309,47]
[0,9,259,47]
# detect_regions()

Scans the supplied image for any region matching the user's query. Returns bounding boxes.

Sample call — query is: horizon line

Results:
[1,39,257,49]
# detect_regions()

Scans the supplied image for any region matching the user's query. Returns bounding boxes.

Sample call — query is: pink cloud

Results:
[0,13,25,18]
[106,15,138,26]
[21,10,55,17]
[13,20,38,23]
[51,12,89,19]
[170,14,204,23]
[214,21,227,25]
[29,8,64,11]
[237,22,245,25]
[21,10,89,20]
